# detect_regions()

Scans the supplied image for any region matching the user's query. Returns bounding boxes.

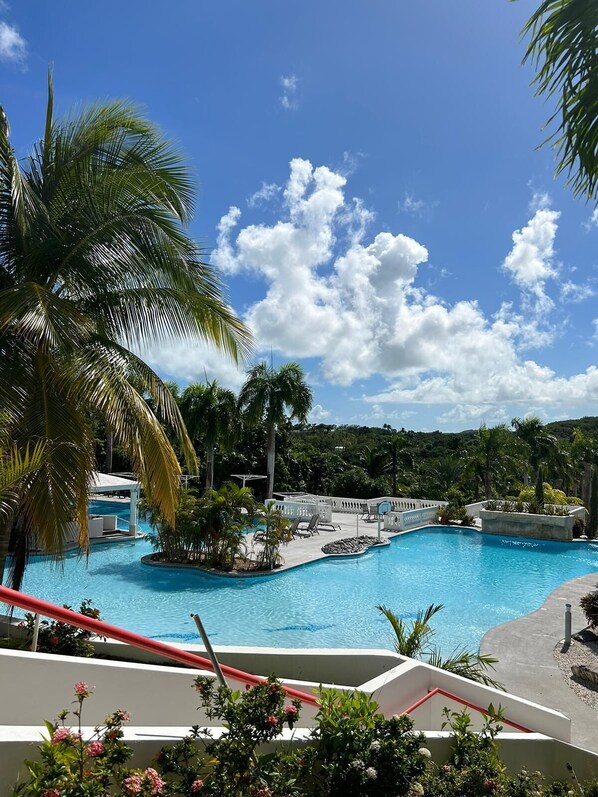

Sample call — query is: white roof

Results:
[90,472,140,493]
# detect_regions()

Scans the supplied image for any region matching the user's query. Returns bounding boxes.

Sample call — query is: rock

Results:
[571,664,598,686]
[321,536,384,555]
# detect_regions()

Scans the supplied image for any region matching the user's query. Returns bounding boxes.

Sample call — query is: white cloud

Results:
[502,207,560,313]
[280,74,298,110]
[398,193,437,217]
[309,404,331,422]
[206,157,598,420]
[0,20,25,63]
[247,182,281,208]
[138,339,246,393]
[528,191,551,213]
[585,208,598,230]
[560,280,596,303]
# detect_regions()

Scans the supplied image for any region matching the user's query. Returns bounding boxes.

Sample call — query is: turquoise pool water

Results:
[16,517,598,653]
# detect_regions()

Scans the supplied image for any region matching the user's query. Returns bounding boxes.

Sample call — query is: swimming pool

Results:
[16,522,598,653]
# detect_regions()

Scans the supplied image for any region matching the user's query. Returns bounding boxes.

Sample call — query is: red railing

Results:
[0,586,318,706]
[403,687,531,733]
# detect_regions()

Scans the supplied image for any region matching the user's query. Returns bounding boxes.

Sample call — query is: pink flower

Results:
[49,636,59,647]
[42,790,60,797]
[123,774,143,795]
[74,681,89,696]
[284,704,298,717]
[191,780,203,792]
[51,727,72,744]
[86,740,105,757]
[265,714,279,727]
[114,709,130,722]
[144,768,166,796]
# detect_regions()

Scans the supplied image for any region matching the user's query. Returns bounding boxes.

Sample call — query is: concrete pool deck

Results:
[481,571,598,753]
[246,511,395,571]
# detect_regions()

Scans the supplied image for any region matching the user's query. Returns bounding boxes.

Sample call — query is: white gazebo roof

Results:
[90,472,140,493]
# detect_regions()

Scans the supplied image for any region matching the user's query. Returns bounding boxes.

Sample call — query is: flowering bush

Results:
[14,682,132,797]
[23,599,102,657]
[13,680,598,796]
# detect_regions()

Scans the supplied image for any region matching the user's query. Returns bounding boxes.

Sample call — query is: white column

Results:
[129,487,139,536]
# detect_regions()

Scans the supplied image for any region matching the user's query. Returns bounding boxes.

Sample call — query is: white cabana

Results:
[90,472,141,535]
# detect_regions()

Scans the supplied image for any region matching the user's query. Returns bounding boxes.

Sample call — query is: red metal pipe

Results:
[403,687,531,733]
[0,586,318,706]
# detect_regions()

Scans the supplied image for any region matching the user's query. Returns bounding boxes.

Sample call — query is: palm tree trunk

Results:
[266,424,276,500]
[582,462,592,507]
[105,427,113,472]
[206,446,215,492]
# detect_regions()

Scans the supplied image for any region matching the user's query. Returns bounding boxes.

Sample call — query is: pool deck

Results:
[247,511,394,571]
[481,571,598,753]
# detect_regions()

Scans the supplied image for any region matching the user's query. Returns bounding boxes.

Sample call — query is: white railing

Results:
[272,501,333,523]
[304,495,442,514]
[384,505,442,531]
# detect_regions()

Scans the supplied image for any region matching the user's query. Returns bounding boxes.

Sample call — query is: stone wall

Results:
[480,509,574,541]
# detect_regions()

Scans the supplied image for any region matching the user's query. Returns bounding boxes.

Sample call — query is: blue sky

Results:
[3,0,598,432]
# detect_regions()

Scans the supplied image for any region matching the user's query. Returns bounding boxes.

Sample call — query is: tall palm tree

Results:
[511,416,558,496]
[521,0,598,200]
[239,362,312,499]
[0,77,250,586]
[383,427,413,496]
[467,423,517,500]
[180,381,238,491]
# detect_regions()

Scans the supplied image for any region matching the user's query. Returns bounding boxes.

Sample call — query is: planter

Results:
[479,509,574,542]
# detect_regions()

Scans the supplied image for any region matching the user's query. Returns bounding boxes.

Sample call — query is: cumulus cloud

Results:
[502,206,560,314]
[142,158,596,424]
[0,20,25,63]
[280,74,298,110]
[309,404,331,422]
[206,157,598,419]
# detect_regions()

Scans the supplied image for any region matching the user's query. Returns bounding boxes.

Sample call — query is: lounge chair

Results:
[360,503,375,522]
[316,518,341,532]
[294,514,319,537]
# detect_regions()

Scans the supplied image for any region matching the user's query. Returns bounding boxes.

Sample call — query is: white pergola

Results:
[90,472,141,535]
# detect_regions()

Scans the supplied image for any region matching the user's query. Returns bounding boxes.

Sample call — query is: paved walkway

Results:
[481,571,598,752]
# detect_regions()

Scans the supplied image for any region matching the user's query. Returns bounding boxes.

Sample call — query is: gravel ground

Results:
[554,635,598,711]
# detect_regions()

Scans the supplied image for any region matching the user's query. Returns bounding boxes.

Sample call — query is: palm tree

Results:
[378,604,503,689]
[239,362,312,499]
[467,424,518,500]
[180,381,238,491]
[511,417,558,498]
[521,0,598,200]
[382,425,413,496]
[0,77,250,586]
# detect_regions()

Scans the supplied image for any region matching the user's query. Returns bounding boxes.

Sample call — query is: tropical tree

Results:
[377,604,503,689]
[466,423,519,500]
[382,426,413,496]
[0,77,250,586]
[180,381,239,491]
[520,0,598,200]
[239,362,312,499]
[511,416,558,498]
